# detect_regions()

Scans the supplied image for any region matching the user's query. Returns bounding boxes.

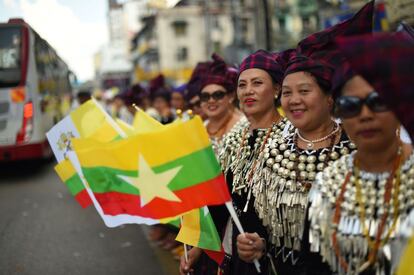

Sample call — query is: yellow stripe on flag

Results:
[88,120,120,142]
[176,209,201,247]
[72,116,210,169]
[397,236,414,275]
[116,119,136,136]
[133,109,163,133]
[54,159,76,182]
[70,99,118,138]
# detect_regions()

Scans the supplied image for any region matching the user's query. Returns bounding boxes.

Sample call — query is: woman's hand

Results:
[179,247,202,275]
[236,232,265,263]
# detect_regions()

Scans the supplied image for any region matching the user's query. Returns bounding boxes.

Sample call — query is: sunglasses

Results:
[335,91,389,119]
[199,91,227,102]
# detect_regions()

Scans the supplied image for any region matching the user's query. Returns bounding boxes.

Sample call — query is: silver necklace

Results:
[296,122,340,149]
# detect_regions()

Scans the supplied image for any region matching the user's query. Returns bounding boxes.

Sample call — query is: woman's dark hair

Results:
[264,70,282,107]
[303,71,331,95]
[151,88,171,103]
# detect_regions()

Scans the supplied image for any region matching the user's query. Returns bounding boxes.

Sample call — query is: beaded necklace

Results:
[218,117,289,223]
[255,127,354,253]
[332,144,402,273]
[219,117,288,193]
[239,124,274,212]
[293,129,337,185]
[296,122,340,149]
[308,149,414,275]
[210,116,248,156]
[207,112,234,137]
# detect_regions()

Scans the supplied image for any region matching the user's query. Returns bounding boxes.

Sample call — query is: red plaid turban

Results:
[200,53,237,93]
[186,61,212,100]
[399,22,414,42]
[336,33,414,140]
[149,74,166,94]
[285,53,335,91]
[122,83,148,106]
[239,49,284,84]
[285,0,374,92]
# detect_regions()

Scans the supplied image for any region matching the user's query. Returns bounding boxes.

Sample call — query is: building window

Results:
[213,41,221,54]
[176,47,188,61]
[172,20,187,37]
[212,16,220,29]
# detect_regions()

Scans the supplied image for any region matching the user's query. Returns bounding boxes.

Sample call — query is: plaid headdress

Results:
[122,83,148,106]
[285,0,374,92]
[186,61,212,101]
[200,53,237,93]
[336,33,414,140]
[274,48,296,71]
[399,22,414,42]
[284,53,335,91]
[149,74,166,94]
[239,49,284,84]
[297,1,374,56]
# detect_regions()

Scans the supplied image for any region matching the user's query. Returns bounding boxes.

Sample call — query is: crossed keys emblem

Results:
[56,131,76,158]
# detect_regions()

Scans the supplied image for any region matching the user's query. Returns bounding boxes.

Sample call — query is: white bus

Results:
[0,18,73,161]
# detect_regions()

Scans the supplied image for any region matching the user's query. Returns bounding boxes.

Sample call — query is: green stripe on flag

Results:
[82,146,221,195]
[198,208,221,251]
[66,174,85,196]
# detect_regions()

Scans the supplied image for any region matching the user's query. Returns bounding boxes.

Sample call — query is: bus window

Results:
[0,26,21,87]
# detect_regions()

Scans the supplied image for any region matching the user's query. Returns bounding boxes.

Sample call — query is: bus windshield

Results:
[0,26,21,87]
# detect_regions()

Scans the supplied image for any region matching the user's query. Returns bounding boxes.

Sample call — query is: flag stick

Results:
[180,216,191,275]
[176,109,183,120]
[225,201,261,273]
[132,103,141,112]
[92,97,127,138]
[187,109,194,119]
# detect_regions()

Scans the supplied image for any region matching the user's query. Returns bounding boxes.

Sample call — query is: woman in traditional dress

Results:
[219,49,290,274]
[185,61,211,121]
[200,54,246,155]
[179,54,247,275]
[236,3,376,274]
[308,32,414,275]
[236,51,355,275]
[181,49,289,275]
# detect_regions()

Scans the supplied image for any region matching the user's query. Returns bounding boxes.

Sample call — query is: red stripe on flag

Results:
[204,249,225,265]
[94,174,230,219]
[75,189,93,208]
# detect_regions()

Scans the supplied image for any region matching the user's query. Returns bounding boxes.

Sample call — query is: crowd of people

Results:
[174,2,412,275]
[68,2,414,274]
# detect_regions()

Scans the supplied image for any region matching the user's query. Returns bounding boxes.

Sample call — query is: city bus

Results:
[0,18,73,161]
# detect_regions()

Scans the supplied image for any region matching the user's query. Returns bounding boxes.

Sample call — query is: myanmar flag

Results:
[133,108,163,133]
[176,207,221,251]
[54,159,92,208]
[176,206,225,264]
[115,118,136,136]
[397,235,414,275]
[72,116,231,219]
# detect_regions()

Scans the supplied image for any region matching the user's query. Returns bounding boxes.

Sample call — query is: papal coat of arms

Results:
[56,131,76,156]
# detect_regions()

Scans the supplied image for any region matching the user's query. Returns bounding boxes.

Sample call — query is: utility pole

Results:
[262,0,272,50]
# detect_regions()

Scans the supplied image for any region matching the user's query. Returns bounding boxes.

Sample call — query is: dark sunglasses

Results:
[335,91,389,119]
[199,91,227,102]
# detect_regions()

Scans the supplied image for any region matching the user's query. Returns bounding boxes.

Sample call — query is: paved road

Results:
[0,159,176,275]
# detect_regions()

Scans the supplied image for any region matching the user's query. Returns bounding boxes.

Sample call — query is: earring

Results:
[396,127,401,139]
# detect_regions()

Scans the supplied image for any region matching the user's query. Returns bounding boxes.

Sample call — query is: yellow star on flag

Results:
[118,155,182,206]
